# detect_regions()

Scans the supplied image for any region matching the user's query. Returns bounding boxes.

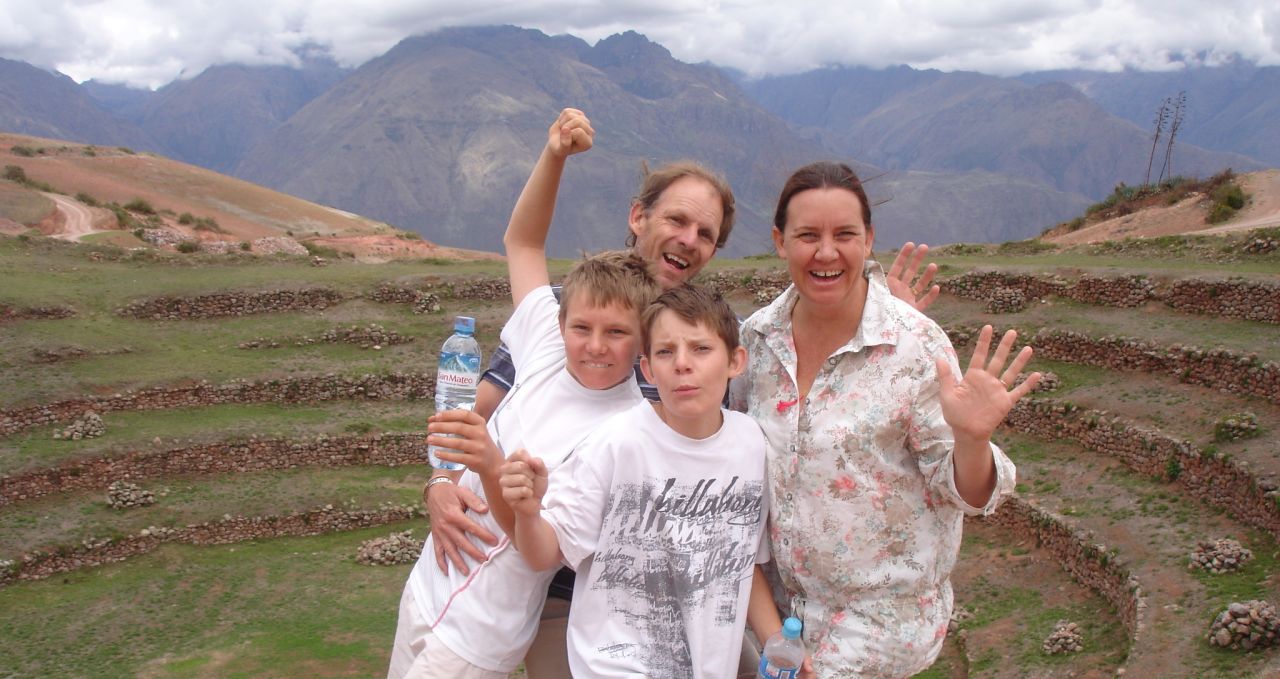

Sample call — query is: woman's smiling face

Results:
[773,187,875,311]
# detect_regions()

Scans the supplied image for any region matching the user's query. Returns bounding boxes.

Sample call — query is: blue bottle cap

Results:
[782,617,802,639]
[454,316,475,334]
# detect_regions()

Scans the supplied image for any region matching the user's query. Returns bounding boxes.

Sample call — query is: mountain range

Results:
[1,26,1274,255]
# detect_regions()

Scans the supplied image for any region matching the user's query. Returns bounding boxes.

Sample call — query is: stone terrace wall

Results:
[0,505,418,587]
[1,433,427,506]
[1030,329,1280,405]
[1005,399,1280,543]
[0,372,433,436]
[1164,279,1280,324]
[943,272,1280,323]
[0,303,76,322]
[979,496,1146,643]
[117,288,345,319]
[368,277,511,304]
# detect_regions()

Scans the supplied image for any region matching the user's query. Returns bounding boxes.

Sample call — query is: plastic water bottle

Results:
[758,617,804,679]
[428,316,482,470]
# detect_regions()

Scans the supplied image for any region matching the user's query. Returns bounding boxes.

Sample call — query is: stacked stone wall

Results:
[1005,400,1280,542]
[0,372,433,437]
[0,505,418,587]
[979,496,1145,643]
[942,272,1280,324]
[117,288,345,319]
[1029,329,1280,404]
[368,277,510,305]
[0,303,76,322]
[0,433,427,506]
[1164,279,1280,324]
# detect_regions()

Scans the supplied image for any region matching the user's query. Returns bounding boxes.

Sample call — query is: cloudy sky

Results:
[2,0,1278,89]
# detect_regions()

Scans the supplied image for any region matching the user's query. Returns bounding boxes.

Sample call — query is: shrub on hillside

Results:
[107,203,136,229]
[176,241,200,254]
[302,241,343,259]
[10,145,36,157]
[3,165,27,183]
[117,147,135,155]
[123,198,155,214]
[193,216,224,233]
[75,192,99,207]
[177,212,194,225]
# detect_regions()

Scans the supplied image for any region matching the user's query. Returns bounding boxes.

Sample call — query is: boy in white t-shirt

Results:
[501,284,784,678]
[386,111,661,678]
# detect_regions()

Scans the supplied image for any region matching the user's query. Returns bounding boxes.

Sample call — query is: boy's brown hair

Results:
[640,284,739,355]
[559,250,661,323]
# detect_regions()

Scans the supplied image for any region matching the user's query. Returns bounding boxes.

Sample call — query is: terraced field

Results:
[1,231,1278,677]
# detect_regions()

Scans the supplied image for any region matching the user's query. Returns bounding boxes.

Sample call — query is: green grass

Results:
[0,401,429,475]
[953,575,1128,675]
[0,465,429,557]
[0,522,423,678]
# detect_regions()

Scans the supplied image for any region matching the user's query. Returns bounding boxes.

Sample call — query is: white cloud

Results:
[1,0,1277,88]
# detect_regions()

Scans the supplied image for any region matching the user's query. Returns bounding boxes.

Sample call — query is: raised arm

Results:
[937,325,1039,507]
[505,108,595,309]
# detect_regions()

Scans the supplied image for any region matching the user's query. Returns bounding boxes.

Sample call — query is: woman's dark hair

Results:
[772,161,871,232]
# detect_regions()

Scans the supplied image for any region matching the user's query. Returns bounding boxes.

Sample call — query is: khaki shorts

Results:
[387,584,507,679]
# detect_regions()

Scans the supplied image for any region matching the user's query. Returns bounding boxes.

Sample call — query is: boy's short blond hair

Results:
[640,284,739,356]
[559,250,661,323]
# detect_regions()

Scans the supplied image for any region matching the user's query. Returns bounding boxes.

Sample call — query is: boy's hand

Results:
[499,449,549,516]
[546,108,593,160]
[427,409,504,477]
[886,242,940,312]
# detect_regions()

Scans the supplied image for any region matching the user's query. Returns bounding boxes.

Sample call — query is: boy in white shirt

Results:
[386,111,660,678]
[501,284,783,678]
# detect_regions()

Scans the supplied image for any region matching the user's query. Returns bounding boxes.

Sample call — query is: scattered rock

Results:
[1043,620,1084,655]
[1207,600,1280,651]
[1213,412,1260,442]
[251,237,309,256]
[356,530,423,566]
[106,480,156,509]
[53,411,105,440]
[1189,538,1254,574]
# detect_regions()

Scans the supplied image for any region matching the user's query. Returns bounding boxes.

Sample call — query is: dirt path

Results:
[42,193,112,241]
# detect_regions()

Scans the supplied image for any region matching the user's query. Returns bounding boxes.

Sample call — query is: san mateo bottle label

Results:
[758,658,798,679]
[438,351,481,388]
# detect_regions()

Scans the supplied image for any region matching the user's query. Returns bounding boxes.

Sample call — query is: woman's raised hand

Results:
[936,325,1040,443]
[547,107,594,159]
[886,242,940,312]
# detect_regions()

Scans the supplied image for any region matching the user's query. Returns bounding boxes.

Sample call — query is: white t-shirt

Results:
[406,285,644,672]
[544,401,770,678]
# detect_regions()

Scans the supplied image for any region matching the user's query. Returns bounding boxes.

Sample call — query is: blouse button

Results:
[827,356,839,366]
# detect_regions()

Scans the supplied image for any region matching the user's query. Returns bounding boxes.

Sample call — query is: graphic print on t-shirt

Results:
[590,473,764,672]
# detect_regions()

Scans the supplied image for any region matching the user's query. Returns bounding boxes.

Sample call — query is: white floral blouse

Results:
[731,264,1016,678]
